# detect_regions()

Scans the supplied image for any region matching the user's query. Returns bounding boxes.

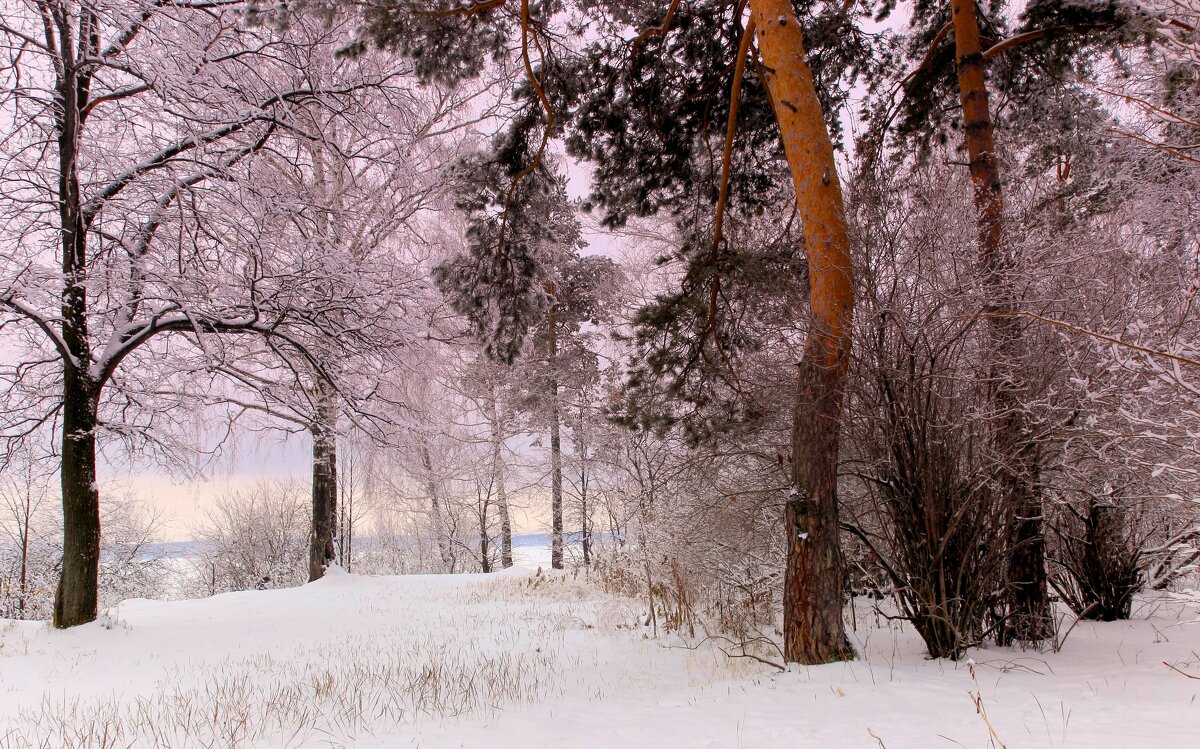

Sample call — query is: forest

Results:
[0,0,1198,747]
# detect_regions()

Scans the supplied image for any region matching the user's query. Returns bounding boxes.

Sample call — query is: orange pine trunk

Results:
[950,0,1051,644]
[750,0,855,664]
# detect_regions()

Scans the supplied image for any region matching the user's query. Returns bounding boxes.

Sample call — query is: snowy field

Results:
[1,565,1198,748]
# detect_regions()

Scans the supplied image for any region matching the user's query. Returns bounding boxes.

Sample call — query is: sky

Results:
[100,430,313,541]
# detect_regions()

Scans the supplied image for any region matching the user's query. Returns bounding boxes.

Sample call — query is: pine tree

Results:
[860,0,1160,645]
[339,0,872,662]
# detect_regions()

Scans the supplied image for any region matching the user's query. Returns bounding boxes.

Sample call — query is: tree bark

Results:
[18,482,30,616]
[308,380,338,582]
[576,411,592,566]
[950,0,1052,644]
[581,465,591,566]
[750,0,855,664]
[479,499,491,573]
[338,447,354,572]
[547,282,564,570]
[421,440,454,572]
[488,386,513,568]
[55,373,101,628]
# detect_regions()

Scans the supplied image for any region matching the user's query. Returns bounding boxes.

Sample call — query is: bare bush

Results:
[588,429,786,642]
[1048,498,1143,621]
[847,313,1009,659]
[189,481,309,594]
[1,451,168,618]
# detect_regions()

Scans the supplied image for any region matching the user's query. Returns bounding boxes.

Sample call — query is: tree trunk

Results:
[949,0,1051,644]
[338,447,354,572]
[488,387,513,568]
[54,15,103,629]
[55,372,101,628]
[421,440,454,572]
[750,0,855,664]
[547,283,564,570]
[581,465,591,566]
[577,414,592,566]
[480,499,491,573]
[308,381,338,582]
[496,459,513,569]
[18,477,31,616]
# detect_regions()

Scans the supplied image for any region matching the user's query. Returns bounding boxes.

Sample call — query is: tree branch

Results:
[901,20,954,88]
[0,294,76,368]
[982,24,1111,62]
[80,86,332,223]
[1108,127,1200,165]
[629,0,683,62]
[981,311,1200,368]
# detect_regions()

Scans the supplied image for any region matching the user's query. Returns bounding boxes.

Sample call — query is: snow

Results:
[511,533,556,570]
[1,565,1198,748]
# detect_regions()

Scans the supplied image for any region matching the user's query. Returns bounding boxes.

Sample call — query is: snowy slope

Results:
[1,566,1197,748]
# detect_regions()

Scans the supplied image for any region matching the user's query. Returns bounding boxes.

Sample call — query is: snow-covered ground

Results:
[1,565,1198,748]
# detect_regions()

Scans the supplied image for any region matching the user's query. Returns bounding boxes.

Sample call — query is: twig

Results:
[1164,661,1200,680]
[979,311,1200,369]
[967,660,1008,749]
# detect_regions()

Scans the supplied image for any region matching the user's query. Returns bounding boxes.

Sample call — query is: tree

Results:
[0,446,55,619]
[946,0,1054,644]
[457,357,519,569]
[338,0,864,661]
[193,68,474,582]
[336,429,378,572]
[434,157,599,570]
[581,0,862,662]
[861,0,1167,644]
[0,1,389,626]
[485,378,515,569]
[513,251,619,569]
[747,0,856,664]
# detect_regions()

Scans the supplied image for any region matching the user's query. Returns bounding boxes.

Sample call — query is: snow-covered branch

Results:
[0,293,76,369]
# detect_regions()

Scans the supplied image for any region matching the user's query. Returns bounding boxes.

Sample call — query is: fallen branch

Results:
[1164,661,1200,680]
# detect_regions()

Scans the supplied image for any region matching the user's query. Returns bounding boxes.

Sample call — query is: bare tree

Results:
[0,445,55,618]
[191,480,310,594]
[0,1,407,627]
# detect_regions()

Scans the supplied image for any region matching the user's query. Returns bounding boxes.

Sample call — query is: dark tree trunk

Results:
[308,383,338,582]
[339,455,354,572]
[581,467,591,566]
[54,13,103,629]
[18,489,29,615]
[950,0,1052,644]
[547,283,564,570]
[480,500,491,573]
[55,373,101,628]
[785,360,854,663]
[578,417,592,566]
[751,0,855,664]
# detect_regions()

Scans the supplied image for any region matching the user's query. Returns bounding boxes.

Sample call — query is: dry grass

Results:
[0,570,762,748]
[1,637,561,749]
[0,577,577,749]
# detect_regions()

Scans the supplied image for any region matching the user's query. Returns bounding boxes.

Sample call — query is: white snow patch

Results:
[0,570,1197,748]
